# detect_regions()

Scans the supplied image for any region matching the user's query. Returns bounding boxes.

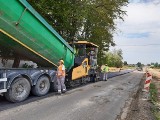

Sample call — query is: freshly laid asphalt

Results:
[0,71,143,120]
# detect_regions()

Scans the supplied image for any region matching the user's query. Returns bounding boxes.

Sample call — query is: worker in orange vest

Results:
[57,59,66,94]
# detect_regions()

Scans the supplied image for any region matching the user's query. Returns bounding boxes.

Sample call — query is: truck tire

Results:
[32,76,50,96]
[4,77,31,103]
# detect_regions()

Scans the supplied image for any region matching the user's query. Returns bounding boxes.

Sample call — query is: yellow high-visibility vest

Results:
[103,66,109,72]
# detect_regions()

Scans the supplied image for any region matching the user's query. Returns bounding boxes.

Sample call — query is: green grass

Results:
[150,83,160,120]
[155,112,160,120]
[150,83,158,103]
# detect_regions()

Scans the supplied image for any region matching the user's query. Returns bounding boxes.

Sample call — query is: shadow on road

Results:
[0,82,91,112]
[0,92,57,112]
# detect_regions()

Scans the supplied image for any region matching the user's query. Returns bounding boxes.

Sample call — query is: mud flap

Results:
[0,78,7,93]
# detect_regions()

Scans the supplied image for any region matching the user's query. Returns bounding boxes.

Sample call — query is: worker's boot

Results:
[62,89,66,93]
[58,90,62,95]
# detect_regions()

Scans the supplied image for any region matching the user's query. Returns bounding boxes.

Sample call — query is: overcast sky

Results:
[112,0,160,64]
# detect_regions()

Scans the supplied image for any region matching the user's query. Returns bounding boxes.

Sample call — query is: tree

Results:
[28,0,86,41]
[105,49,123,67]
[124,61,128,65]
[28,0,129,64]
[137,62,142,68]
[154,62,159,68]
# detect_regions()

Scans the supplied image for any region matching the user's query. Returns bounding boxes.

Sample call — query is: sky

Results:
[112,0,160,64]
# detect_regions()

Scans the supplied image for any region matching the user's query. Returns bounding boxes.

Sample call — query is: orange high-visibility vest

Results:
[57,64,65,77]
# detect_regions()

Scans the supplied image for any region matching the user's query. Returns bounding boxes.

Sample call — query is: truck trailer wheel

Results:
[4,77,31,103]
[32,76,50,96]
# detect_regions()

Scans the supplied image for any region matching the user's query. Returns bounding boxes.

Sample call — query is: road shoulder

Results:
[120,73,156,120]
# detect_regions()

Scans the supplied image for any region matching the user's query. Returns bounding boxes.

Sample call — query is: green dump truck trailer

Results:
[0,0,75,102]
[0,0,75,69]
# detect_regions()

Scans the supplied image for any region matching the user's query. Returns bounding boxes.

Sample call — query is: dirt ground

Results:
[124,71,156,120]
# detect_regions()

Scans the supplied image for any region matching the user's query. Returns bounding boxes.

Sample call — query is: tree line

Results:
[150,62,160,68]
[28,0,128,65]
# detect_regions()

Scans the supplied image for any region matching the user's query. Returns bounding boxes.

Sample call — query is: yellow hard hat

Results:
[60,60,64,64]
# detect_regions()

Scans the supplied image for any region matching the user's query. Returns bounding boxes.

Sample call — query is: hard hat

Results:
[60,60,64,64]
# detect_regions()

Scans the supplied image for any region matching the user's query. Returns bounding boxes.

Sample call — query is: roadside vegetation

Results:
[150,83,158,103]
[123,65,135,69]
[150,82,160,120]
[105,49,123,68]
[149,68,160,120]
[150,63,160,69]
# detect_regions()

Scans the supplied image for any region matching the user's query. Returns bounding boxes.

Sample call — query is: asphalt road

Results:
[0,71,143,120]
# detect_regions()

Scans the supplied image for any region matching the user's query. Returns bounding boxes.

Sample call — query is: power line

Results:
[117,44,160,47]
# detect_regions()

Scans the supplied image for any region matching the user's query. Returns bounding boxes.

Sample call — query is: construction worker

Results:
[88,48,96,66]
[57,59,66,94]
[102,64,109,81]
